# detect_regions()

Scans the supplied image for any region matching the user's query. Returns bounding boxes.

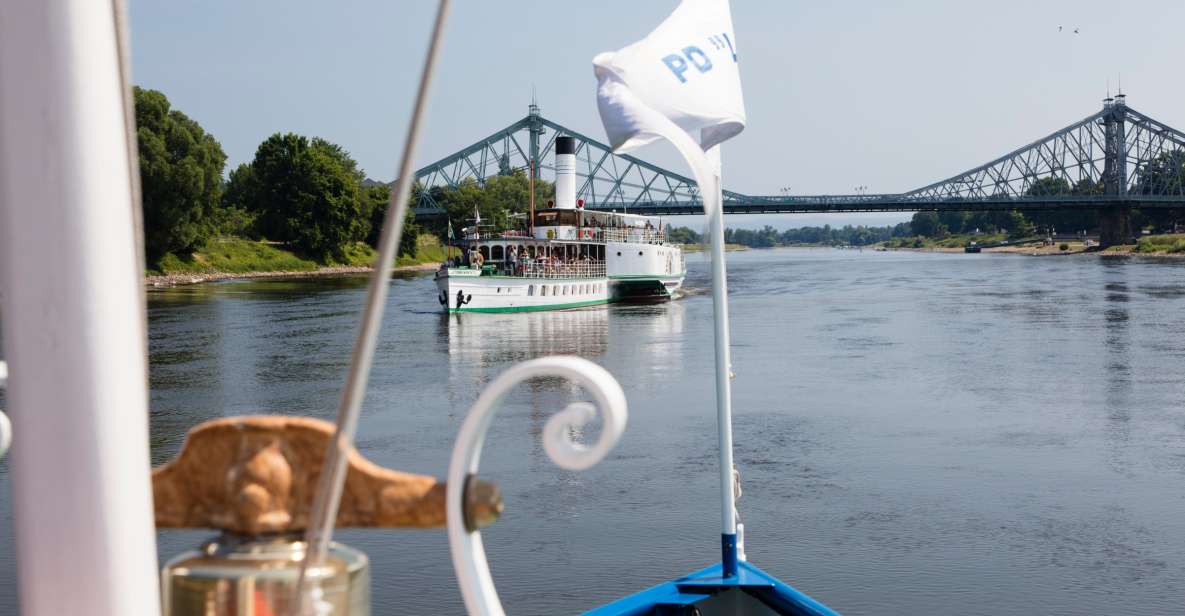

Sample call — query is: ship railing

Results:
[599,228,666,244]
[515,260,606,279]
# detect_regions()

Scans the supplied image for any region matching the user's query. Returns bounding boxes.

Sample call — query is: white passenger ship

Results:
[435,136,685,313]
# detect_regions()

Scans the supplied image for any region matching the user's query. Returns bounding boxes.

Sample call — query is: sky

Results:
[129,0,1185,230]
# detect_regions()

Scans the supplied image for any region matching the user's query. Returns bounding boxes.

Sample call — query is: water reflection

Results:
[1101,260,1133,475]
[444,308,610,365]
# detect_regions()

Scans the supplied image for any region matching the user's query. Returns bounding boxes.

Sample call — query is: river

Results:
[2,248,1184,614]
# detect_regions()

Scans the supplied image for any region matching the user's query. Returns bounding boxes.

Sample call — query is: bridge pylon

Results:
[1100,95,1132,247]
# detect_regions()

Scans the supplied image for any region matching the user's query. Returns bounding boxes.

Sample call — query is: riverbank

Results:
[146,235,446,287]
[681,243,749,253]
[879,233,1185,257]
[146,262,438,287]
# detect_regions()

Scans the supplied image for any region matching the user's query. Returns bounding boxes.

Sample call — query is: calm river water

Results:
[2,248,1185,614]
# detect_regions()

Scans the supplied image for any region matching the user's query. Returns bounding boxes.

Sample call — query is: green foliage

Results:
[397,234,449,267]
[429,172,554,234]
[1135,234,1185,254]
[156,237,317,274]
[1059,243,1070,251]
[239,133,367,262]
[666,226,702,244]
[910,212,946,238]
[135,87,227,263]
[217,163,259,235]
[1024,176,1098,233]
[681,223,910,248]
[1133,150,1185,230]
[363,184,419,258]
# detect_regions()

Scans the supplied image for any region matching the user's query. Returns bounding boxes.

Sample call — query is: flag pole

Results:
[706,145,739,577]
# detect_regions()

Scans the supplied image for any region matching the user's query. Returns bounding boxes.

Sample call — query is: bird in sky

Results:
[1074,28,1080,34]
[1058,25,1063,32]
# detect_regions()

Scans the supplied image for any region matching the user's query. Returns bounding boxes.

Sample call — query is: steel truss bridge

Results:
[411,97,1185,245]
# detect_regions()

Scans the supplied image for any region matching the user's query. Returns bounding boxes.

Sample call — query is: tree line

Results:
[667,223,912,247]
[136,86,1183,265]
[136,87,558,268]
[909,166,1185,240]
[136,87,419,266]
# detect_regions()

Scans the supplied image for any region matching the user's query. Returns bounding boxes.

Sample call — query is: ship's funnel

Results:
[555,136,576,209]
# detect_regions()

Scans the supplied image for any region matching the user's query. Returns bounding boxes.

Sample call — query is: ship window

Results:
[541,285,548,296]
[479,246,490,260]
[492,245,504,260]
[528,285,535,296]
[638,251,644,256]
[616,251,622,257]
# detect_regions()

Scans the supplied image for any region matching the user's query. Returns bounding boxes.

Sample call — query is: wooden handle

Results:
[152,415,501,534]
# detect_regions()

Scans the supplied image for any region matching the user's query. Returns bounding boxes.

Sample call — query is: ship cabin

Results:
[452,210,667,280]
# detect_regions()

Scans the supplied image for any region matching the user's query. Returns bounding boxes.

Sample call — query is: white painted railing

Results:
[518,260,606,279]
[600,228,666,244]
[446,357,628,616]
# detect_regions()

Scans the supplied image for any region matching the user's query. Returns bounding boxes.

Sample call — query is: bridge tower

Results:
[527,100,544,184]
[1099,94,1133,247]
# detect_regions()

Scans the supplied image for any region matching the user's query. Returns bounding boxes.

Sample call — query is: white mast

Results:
[705,145,740,571]
[0,0,161,614]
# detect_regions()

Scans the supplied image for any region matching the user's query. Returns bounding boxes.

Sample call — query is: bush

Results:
[1136,234,1185,254]
[1059,243,1069,251]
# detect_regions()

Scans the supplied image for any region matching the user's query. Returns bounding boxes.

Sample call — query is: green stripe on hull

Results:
[450,298,610,313]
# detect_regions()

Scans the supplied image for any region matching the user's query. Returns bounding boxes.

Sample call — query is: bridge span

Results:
[411,96,1185,246]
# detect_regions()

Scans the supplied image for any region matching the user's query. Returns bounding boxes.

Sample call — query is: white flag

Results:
[593,0,745,217]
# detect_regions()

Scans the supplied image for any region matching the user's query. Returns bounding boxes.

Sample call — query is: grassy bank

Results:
[1133,234,1185,254]
[150,234,448,279]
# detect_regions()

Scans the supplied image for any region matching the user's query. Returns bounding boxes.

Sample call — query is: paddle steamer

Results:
[435,136,685,313]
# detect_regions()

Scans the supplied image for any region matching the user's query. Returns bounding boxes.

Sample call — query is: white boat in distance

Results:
[435,136,685,313]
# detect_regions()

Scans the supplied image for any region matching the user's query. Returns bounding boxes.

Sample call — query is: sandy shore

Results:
[146,262,439,287]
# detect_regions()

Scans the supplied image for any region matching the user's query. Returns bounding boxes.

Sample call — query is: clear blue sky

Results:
[130,0,1185,229]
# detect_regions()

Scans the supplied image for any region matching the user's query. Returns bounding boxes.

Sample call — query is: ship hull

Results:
[435,268,611,313]
[435,268,686,313]
[610,273,685,303]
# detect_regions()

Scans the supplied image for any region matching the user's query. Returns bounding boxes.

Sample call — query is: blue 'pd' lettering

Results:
[662,54,689,83]
[682,46,713,74]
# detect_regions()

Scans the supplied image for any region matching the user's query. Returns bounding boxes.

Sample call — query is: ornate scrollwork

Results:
[446,356,629,616]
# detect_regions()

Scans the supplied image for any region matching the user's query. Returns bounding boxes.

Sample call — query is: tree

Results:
[216,162,258,235]
[666,226,702,244]
[910,212,945,237]
[363,184,419,258]
[242,133,367,262]
[432,172,553,234]
[1024,176,1096,234]
[1133,150,1185,231]
[134,87,227,263]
